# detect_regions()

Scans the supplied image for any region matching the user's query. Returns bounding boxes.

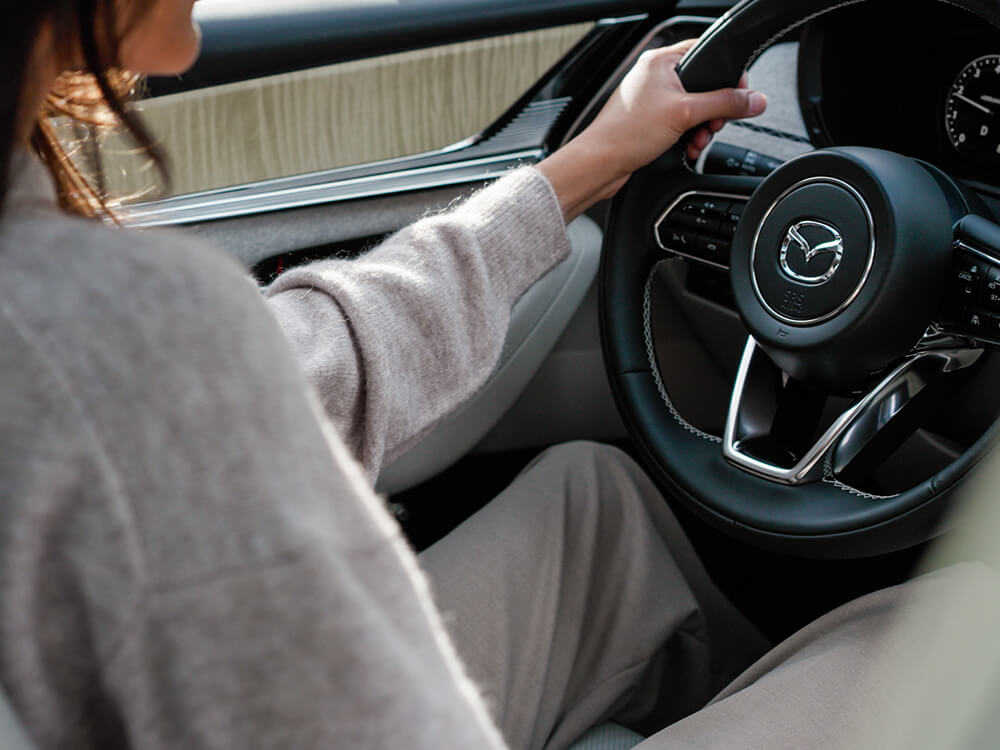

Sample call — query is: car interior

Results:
[6,0,1000,746]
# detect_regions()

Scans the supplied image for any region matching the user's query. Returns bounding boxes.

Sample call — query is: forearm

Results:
[536,136,630,223]
[264,167,571,477]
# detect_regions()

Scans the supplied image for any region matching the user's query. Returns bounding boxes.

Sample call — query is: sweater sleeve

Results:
[263,166,571,477]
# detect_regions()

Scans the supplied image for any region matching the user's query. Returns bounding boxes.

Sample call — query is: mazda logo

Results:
[779,220,844,285]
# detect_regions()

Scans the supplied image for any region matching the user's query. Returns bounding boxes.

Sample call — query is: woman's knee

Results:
[523,441,664,525]
[530,440,641,479]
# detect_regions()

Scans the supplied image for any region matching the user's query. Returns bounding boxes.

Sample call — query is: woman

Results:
[12,2,983,750]
[1,1,775,748]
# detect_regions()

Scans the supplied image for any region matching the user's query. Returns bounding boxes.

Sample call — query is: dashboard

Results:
[800,0,1000,187]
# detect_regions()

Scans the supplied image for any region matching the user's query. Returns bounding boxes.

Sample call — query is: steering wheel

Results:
[600,0,1000,558]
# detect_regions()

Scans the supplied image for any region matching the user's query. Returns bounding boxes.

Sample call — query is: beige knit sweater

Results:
[0,157,570,749]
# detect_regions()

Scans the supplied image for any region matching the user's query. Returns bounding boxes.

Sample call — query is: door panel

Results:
[106,24,592,199]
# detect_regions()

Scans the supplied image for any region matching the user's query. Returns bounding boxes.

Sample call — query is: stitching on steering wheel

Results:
[730,121,812,146]
[742,0,870,71]
[643,260,723,444]
[822,456,898,501]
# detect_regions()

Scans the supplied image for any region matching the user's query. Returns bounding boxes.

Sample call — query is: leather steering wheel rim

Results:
[599,0,1000,559]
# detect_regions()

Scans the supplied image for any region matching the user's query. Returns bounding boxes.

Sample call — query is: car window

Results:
[99,15,591,202]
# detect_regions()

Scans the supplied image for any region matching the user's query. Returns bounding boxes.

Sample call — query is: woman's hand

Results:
[537,39,767,222]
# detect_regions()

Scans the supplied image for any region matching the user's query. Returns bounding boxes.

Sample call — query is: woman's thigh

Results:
[419,441,766,750]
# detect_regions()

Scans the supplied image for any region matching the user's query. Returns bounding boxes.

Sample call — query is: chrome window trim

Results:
[122,150,545,228]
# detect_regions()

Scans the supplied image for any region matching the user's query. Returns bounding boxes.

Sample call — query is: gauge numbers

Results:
[946,54,1000,162]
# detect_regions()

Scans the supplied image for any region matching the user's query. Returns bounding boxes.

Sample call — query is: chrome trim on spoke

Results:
[121,150,543,227]
[723,338,983,485]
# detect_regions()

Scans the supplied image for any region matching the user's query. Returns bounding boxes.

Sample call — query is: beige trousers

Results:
[419,441,997,750]
[420,441,766,749]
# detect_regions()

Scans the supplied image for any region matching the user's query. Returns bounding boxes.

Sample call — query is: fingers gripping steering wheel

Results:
[599,0,1000,558]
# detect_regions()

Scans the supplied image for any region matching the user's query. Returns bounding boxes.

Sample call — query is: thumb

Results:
[683,88,767,128]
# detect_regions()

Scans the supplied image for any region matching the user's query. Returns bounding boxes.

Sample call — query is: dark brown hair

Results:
[4,1,166,219]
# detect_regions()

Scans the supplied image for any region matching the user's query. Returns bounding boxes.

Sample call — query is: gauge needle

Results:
[956,93,994,116]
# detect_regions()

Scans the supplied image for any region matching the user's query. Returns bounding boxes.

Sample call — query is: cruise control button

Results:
[984,289,1000,309]
[961,309,989,334]
[955,254,986,285]
[954,255,987,301]
[985,266,1000,309]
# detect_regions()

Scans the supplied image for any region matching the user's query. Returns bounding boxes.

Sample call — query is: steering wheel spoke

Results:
[723,339,983,486]
[652,176,761,271]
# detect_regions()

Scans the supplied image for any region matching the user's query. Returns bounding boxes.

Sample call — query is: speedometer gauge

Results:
[946,55,1000,163]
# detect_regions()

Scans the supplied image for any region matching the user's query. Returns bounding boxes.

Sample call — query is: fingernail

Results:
[748,91,767,116]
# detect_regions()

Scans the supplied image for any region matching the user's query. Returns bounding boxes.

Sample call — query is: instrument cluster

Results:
[800,2,1000,186]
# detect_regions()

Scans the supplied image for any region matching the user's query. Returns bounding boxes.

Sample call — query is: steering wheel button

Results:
[961,309,989,333]
[657,227,697,252]
[954,282,978,300]
[696,236,730,265]
[681,197,725,216]
[985,264,1000,291]
[955,254,986,281]
[673,212,722,234]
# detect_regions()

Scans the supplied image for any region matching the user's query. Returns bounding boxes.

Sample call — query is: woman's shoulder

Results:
[2,209,257,335]
[0,210,294,402]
